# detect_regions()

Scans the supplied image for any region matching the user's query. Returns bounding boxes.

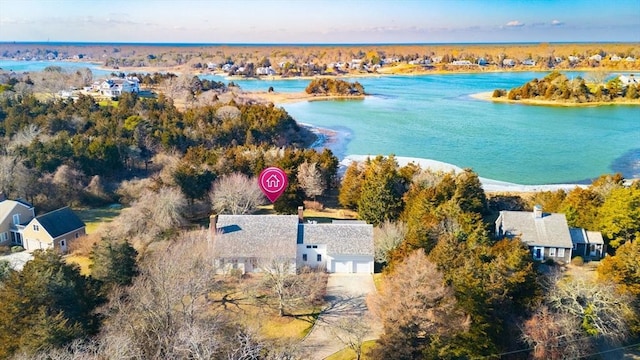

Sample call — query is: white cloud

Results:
[505,20,525,27]
[551,19,564,26]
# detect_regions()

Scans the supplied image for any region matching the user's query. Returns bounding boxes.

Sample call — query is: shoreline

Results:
[470,91,640,107]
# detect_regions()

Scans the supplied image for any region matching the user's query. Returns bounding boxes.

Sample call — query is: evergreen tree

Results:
[90,238,139,291]
[338,161,363,209]
[0,250,103,358]
[357,156,405,226]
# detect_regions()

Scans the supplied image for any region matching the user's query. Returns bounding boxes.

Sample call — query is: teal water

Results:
[3,59,638,185]
[0,60,119,77]
[229,73,639,185]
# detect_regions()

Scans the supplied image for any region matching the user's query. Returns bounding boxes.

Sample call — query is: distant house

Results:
[100,76,140,97]
[496,205,573,263]
[502,59,516,67]
[568,56,581,63]
[625,56,636,62]
[477,58,488,66]
[255,66,277,76]
[450,60,473,66]
[610,54,622,62]
[21,207,86,253]
[619,74,639,86]
[522,59,536,66]
[207,62,218,70]
[589,54,603,62]
[0,196,84,253]
[210,208,374,274]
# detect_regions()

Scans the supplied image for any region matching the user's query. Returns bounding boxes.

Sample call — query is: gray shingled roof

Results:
[212,215,299,259]
[301,223,374,255]
[36,207,85,238]
[570,228,604,245]
[498,210,573,248]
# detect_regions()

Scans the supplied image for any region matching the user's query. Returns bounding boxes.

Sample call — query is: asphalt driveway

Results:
[300,273,382,359]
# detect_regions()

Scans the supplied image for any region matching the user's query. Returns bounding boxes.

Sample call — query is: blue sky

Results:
[0,0,639,43]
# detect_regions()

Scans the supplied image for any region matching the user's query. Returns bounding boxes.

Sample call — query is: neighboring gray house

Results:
[495,205,573,263]
[569,228,605,260]
[210,209,374,274]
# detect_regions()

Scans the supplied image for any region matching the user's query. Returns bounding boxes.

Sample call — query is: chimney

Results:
[209,214,218,240]
[533,205,543,219]
[298,206,304,223]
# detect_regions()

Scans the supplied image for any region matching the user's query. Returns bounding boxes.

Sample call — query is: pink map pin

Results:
[259,167,288,203]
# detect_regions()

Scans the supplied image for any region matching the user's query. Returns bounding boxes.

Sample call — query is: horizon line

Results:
[1,40,639,46]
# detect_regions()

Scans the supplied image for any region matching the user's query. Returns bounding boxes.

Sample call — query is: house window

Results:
[317,254,322,262]
[12,214,20,225]
[75,233,79,238]
[302,254,308,262]
[60,240,65,247]
[0,232,7,242]
[573,242,577,250]
[549,248,556,257]
[558,248,565,258]
[33,224,39,231]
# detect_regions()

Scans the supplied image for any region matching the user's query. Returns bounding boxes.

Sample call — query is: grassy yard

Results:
[65,254,92,276]
[76,206,122,234]
[325,340,377,360]
[209,276,324,341]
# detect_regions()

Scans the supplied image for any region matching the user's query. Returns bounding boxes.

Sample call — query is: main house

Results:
[210,208,374,274]
[0,196,85,253]
[99,76,140,97]
[495,205,605,263]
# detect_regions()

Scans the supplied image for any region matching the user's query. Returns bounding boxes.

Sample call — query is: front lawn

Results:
[325,340,377,360]
[76,205,122,234]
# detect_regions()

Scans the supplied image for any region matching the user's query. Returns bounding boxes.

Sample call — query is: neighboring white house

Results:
[502,59,516,67]
[100,76,140,97]
[522,59,536,66]
[210,209,374,274]
[450,60,473,66]
[569,228,605,260]
[610,54,622,62]
[589,54,603,62]
[619,74,639,86]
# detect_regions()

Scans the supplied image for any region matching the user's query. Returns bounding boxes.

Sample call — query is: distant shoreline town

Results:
[1,42,638,78]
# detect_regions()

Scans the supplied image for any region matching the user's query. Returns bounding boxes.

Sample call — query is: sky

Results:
[0,0,639,44]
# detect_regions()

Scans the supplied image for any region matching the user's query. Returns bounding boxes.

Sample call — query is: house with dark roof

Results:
[20,207,86,253]
[495,205,605,263]
[210,208,374,274]
[569,228,605,260]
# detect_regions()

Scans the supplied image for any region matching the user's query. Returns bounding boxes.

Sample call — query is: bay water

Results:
[2,59,638,185]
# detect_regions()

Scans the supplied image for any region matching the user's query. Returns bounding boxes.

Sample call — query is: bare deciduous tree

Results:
[259,256,327,317]
[373,220,406,264]
[210,173,264,215]
[329,317,371,360]
[522,271,633,359]
[297,161,325,200]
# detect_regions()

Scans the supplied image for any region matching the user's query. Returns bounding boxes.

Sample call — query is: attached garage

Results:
[330,256,373,273]
[354,260,372,274]
[332,259,352,273]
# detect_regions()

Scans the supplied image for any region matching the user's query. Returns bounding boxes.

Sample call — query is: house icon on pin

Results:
[266,174,280,189]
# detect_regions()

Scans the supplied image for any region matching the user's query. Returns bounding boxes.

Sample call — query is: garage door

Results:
[354,261,371,273]
[332,260,352,273]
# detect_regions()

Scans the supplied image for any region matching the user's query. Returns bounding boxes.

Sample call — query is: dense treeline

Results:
[493,71,640,102]
[0,70,338,213]
[305,78,365,96]
[344,157,639,358]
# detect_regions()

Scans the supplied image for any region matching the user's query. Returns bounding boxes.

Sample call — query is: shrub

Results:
[10,246,24,253]
[303,200,324,211]
[571,256,584,266]
[544,258,555,266]
[0,246,10,255]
